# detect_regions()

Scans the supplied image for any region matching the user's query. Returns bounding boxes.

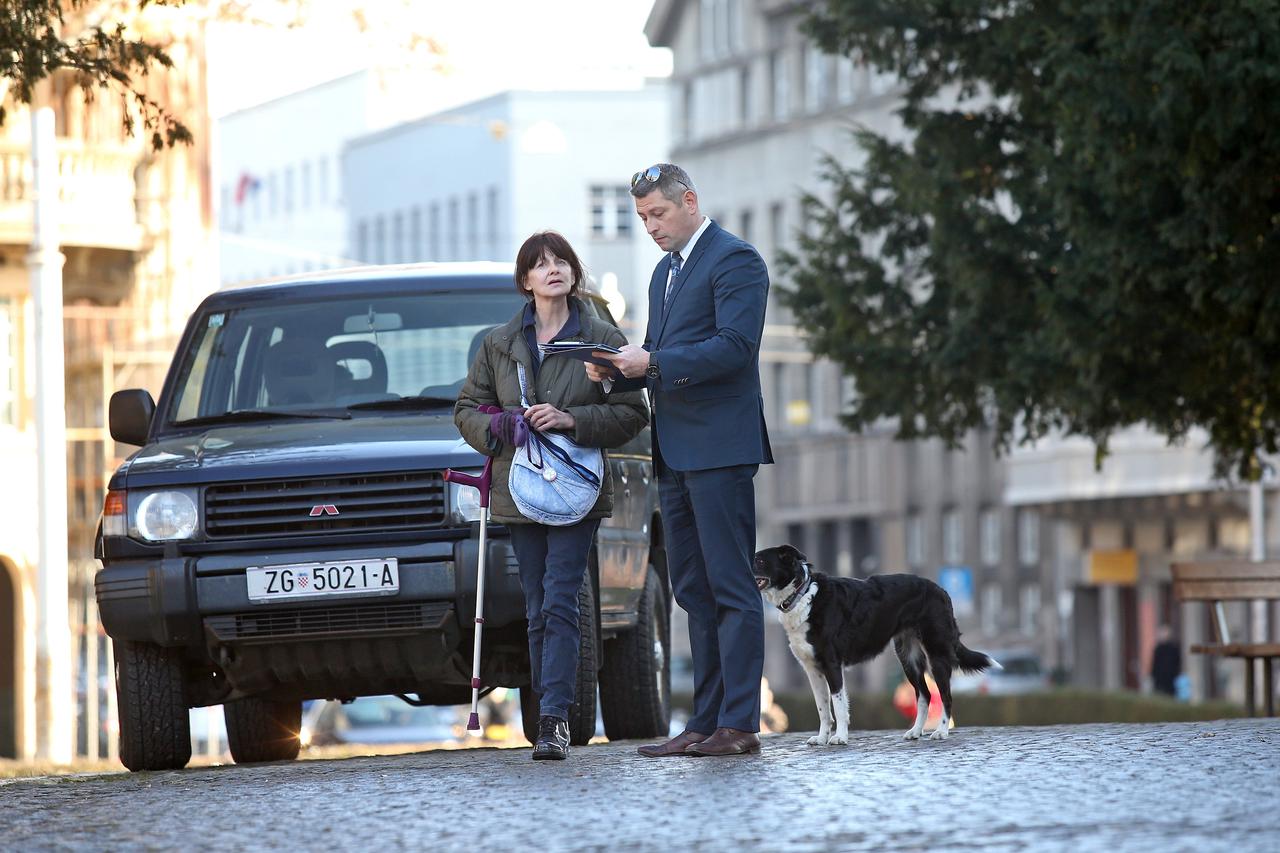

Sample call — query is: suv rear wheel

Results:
[599,566,671,740]
[224,696,302,764]
[115,640,192,772]
[521,571,598,746]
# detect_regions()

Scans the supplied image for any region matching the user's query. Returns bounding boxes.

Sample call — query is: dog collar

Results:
[778,562,814,612]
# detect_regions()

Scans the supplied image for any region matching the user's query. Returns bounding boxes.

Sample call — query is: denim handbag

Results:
[508,363,604,526]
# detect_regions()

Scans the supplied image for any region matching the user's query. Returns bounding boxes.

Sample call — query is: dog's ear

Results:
[781,544,808,566]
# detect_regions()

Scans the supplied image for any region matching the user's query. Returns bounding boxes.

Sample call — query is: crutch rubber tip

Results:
[467,712,481,731]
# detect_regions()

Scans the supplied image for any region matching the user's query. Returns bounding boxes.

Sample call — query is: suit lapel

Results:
[656,221,719,344]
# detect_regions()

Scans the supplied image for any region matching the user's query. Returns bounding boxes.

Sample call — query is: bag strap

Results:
[516,362,601,489]
[516,362,531,408]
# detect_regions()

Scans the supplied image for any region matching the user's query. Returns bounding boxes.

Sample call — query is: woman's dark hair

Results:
[514,231,585,299]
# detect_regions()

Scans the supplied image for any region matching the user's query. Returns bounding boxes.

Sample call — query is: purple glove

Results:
[488,409,529,448]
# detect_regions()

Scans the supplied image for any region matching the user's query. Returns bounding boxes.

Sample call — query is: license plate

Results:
[246,558,399,603]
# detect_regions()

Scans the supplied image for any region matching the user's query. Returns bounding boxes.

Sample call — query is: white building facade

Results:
[341,85,670,336]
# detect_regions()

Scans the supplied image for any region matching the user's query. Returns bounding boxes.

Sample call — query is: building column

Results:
[1100,584,1123,691]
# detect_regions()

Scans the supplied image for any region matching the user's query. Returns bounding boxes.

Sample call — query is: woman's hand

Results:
[524,403,575,432]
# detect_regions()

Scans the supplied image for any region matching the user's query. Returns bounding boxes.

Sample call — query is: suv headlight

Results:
[449,477,483,523]
[130,489,200,541]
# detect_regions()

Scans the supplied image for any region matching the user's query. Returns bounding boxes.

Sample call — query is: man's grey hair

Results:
[630,163,696,204]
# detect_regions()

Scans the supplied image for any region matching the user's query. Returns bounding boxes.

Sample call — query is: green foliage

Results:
[0,0,192,149]
[783,1,1280,479]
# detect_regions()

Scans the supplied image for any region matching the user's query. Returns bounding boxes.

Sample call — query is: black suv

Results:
[96,265,670,770]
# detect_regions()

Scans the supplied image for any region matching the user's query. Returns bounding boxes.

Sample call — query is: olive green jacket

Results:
[454,303,649,524]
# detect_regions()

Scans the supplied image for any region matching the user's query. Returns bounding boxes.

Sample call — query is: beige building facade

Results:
[0,9,214,759]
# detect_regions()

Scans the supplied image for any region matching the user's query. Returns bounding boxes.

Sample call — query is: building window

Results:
[786,523,806,555]
[429,203,441,260]
[906,513,924,568]
[739,208,753,243]
[448,197,460,260]
[682,80,696,143]
[837,55,857,104]
[739,64,752,127]
[373,215,386,264]
[981,584,1002,636]
[590,185,632,239]
[980,508,1001,567]
[266,172,278,217]
[804,45,828,113]
[943,509,964,565]
[0,297,16,425]
[768,201,785,267]
[1020,584,1040,636]
[300,161,312,209]
[355,220,369,263]
[1018,510,1041,566]
[467,192,479,260]
[283,166,294,215]
[770,49,789,123]
[318,157,329,204]
[487,186,500,258]
[392,211,404,264]
[410,207,423,261]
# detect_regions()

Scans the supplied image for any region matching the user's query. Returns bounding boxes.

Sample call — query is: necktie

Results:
[664,251,683,310]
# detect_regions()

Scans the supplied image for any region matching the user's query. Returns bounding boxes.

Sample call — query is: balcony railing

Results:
[0,140,144,251]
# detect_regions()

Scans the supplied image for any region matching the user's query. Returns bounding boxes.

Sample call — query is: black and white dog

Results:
[754,545,999,745]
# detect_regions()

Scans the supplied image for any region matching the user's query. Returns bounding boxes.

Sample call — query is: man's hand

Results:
[525,403,575,432]
[601,344,650,380]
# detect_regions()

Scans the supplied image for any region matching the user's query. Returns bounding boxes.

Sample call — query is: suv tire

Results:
[116,640,192,772]
[520,571,598,746]
[599,567,671,740]
[224,697,302,764]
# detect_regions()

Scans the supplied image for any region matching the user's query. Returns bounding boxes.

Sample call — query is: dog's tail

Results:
[955,643,1001,673]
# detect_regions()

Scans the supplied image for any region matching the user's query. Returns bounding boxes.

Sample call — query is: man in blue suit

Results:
[586,163,773,757]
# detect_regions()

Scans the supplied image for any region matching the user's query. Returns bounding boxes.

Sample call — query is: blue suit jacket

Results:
[621,221,773,472]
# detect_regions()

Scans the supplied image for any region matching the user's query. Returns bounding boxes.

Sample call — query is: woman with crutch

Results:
[454,231,648,760]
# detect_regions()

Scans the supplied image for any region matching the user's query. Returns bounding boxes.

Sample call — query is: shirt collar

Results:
[671,215,711,261]
[521,298,581,340]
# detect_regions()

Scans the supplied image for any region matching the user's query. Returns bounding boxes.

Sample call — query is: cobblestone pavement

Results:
[3,718,1277,852]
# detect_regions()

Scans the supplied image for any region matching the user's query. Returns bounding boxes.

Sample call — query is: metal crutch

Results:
[443,457,493,733]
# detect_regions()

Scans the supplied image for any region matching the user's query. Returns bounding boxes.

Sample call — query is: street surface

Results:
[2,718,1277,851]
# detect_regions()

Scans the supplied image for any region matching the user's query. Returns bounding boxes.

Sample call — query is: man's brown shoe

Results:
[684,727,761,756]
[636,730,709,757]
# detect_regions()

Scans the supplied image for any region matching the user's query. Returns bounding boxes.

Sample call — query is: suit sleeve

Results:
[651,245,768,389]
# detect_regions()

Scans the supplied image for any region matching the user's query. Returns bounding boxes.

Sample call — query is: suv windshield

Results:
[167,289,525,426]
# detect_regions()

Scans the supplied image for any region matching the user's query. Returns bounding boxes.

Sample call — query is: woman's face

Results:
[523,250,574,301]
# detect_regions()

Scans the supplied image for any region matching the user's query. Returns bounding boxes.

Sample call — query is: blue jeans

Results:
[507,518,599,721]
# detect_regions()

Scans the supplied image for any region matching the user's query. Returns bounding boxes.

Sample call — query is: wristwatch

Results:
[645,352,661,380]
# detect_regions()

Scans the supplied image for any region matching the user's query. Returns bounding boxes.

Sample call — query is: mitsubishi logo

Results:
[309,504,340,517]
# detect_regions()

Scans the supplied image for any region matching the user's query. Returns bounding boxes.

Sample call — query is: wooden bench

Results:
[1171,561,1280,716]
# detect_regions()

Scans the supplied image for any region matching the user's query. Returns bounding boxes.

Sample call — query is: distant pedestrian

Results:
[1151,624,1181,697]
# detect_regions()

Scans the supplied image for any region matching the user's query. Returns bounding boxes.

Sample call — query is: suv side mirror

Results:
[109,389,156,446]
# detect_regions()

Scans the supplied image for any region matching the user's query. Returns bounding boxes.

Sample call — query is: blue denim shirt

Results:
[521,299,582,380]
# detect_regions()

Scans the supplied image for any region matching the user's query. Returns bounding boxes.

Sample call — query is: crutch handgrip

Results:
[443,459,493,508]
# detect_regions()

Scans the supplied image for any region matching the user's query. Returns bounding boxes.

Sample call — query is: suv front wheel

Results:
[115,640,192,772]
[224,696,302,764]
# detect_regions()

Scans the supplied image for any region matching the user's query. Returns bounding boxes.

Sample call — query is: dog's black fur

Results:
[754,544,997,741]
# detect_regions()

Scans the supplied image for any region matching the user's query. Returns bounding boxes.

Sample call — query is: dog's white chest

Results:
[775,591,817,665]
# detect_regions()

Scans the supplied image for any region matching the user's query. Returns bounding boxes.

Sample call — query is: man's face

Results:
[634,189,700,253]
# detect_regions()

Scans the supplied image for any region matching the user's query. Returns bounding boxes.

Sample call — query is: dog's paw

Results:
[806,733,829,746]
[928,726,950,741]
[827,733,848,746]
[902,728,923,741]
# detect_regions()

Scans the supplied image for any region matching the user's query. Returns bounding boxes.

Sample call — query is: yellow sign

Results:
[1087,549,1138,584]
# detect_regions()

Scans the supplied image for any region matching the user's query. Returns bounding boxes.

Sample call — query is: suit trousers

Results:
[658,462,763,733]
[507,518,599,721]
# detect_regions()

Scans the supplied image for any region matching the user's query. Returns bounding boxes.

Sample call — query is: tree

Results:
[0,0,194,148]
[783,1,1280,479]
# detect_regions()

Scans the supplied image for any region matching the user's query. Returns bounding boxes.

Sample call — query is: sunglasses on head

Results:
[631,164,690,192]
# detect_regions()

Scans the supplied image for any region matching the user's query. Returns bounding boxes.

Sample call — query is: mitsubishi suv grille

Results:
[204,471,447,539]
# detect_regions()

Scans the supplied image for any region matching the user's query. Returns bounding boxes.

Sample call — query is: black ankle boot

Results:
[532,715,570,760]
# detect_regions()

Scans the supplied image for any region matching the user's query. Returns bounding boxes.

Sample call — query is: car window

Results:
[165,290,524,425]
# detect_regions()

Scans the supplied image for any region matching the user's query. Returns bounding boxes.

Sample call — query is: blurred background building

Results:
[1,6,214,760]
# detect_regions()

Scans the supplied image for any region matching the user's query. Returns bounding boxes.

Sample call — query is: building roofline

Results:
[645,0,679,47]
[218,70,367,121]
